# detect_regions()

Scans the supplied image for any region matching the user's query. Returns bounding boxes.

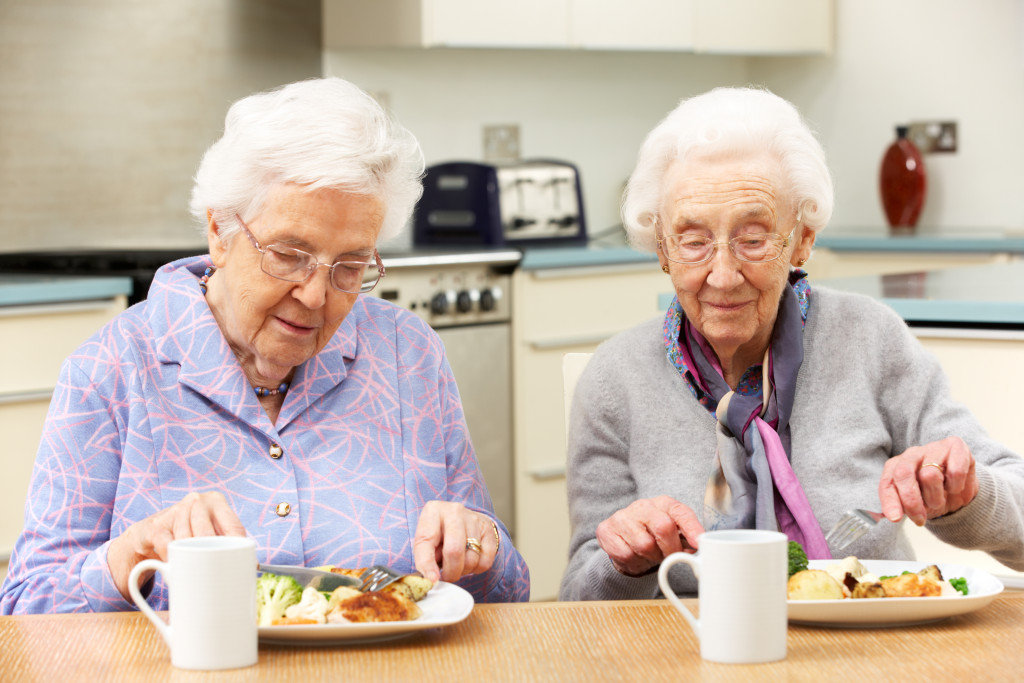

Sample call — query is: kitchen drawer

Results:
[513,265,669,344]
[0,296,127,395]
[0,396,49,560]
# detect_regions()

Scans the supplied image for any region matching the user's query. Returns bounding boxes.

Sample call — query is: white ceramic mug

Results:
[128,536,258,670]
[657,529,788,664]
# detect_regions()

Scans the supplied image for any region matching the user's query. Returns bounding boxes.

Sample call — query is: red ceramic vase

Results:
[879,126,927,229]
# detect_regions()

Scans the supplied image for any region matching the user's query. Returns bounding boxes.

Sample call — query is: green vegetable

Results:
[950,577,969,596]
[787,541,809,578]
[256,572,303,626]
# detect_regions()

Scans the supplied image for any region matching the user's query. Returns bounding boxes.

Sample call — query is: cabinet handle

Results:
[0,389,53,405]
[528,465,566,481]
[527,333,610,350]
[0,299,119,318]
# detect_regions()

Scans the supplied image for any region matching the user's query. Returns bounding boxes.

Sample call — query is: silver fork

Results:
[824,509,885,551]
[358,565,404,592]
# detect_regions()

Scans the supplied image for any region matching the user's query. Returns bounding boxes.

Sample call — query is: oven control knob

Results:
[456,290,473,313]
[430,292,450,315]
[479,289,496,312]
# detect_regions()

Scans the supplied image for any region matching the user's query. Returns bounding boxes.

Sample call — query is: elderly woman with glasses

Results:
[1,78,529,615]
[559,87,1024,601]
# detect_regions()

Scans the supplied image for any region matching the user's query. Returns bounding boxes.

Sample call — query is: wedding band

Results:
[491,521,501,553]
[922,462,945,473]
[466,537,482,554]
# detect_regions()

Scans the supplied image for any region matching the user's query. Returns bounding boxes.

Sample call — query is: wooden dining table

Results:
[2,593,1022,682]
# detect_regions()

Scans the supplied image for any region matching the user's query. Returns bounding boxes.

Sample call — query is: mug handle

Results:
[128,559,172,648]
[657,552,702,639]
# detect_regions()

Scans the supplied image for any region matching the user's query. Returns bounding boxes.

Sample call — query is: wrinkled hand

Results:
[108,491,247,600]
[595,495,705,577]
[413,501,499,584]
[878,436,979,526]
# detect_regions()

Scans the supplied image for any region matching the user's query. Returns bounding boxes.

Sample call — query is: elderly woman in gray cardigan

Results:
[559,87,1024,601]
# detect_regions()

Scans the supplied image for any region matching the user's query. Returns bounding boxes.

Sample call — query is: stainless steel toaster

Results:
[413,159,587,248]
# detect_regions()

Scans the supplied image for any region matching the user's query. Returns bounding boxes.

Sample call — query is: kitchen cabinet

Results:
[511,257,669,601]
[324,0,833,54]
[0,290,128,569]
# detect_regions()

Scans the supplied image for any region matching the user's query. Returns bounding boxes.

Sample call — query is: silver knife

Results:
[258,563,359,593]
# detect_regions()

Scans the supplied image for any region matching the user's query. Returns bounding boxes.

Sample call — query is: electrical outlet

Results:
[483,124,520,162]
[907,121,957,153]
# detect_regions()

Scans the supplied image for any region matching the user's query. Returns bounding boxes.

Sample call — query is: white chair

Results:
[562,353,593,445]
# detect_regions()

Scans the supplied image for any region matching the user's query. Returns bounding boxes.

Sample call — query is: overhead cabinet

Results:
[324,0,833,54]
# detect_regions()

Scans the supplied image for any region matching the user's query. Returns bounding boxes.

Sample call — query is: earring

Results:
[797,258,807,267]
[661,264,670,274]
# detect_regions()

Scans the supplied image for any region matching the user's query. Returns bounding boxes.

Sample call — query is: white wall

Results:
[323,48,749,250]
[750,0,1024,231]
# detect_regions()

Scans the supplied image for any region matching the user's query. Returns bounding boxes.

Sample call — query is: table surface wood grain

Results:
[2,593,1022,682]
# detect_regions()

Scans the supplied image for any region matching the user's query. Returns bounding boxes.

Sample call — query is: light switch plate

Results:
[483,124,520,162]
[907,121,957,153]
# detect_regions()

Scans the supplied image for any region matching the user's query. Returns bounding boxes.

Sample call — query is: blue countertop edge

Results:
[519,245,657,270]
[0,275,134,307]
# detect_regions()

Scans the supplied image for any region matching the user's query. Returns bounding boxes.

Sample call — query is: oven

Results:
[371,249,521,537]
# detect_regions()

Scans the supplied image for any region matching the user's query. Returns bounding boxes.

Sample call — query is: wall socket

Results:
[483,124,520,162]
[907,121,957,153]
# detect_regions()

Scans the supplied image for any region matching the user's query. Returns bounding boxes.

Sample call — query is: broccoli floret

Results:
[788,541,809,578]
[949,576,969,596]
[256,572,303,626]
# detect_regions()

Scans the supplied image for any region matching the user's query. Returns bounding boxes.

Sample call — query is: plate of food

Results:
[787,558,1004,628]
[256,568,474,645]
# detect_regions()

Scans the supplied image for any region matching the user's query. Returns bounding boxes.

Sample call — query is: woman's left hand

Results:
[412,501,500,583]
[878,436,979,526]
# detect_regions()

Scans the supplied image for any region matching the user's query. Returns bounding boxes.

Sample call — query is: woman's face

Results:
[657,152,815,373]
[206,183,384,386]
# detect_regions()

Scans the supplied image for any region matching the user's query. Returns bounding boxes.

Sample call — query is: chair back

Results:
[562,353,593,444]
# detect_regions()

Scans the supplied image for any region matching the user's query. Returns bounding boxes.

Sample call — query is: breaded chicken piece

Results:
[327,590,423,623]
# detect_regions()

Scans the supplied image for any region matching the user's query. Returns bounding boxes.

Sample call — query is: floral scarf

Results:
[663,270,831,559]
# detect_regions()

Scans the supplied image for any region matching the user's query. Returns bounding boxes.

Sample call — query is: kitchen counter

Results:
[519,244,658,271]
[815,226,1024,253]
[0,274,133,307]
[819,261,1024,327]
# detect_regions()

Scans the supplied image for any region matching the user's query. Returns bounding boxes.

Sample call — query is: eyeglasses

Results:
[657,227,796,265]
[235,215,385,294]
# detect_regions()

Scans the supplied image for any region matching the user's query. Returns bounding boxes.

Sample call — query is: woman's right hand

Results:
[107,491,248,600]
[595,495,705,577]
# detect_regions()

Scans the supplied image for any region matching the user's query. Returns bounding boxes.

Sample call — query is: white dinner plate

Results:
[258,581,474,645]
[787,560,1004,628]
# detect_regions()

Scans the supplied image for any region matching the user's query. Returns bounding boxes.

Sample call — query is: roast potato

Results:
[787,569,846,600]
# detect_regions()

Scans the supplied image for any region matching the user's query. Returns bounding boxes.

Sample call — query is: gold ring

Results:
[922,462,945,473]
[466,537,482,554]
[491,521,500,553]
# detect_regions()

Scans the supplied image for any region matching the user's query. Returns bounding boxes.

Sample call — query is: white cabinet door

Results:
[427,0,571,48]
[569,0,695,51]
[695,0,833,54]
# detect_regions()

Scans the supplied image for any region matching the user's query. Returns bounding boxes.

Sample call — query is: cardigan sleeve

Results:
[873,302,1024,570]
[559,349,663,601]
[0,358,138,614]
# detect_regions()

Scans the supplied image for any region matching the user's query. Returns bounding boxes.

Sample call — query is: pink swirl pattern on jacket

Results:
[0,256,529,613]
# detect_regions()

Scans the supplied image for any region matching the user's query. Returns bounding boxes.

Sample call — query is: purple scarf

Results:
[664,271,831,559]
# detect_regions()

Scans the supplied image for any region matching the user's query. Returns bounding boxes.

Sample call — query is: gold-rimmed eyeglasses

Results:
[657,227,796,265]
[235,215,385,294]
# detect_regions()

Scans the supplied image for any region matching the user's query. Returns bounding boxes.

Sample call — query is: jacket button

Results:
[269,443,283,459]
[275,502,291,517]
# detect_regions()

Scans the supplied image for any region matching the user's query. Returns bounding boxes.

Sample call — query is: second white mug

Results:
[657,529,788,664]
[128,535,258,671]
